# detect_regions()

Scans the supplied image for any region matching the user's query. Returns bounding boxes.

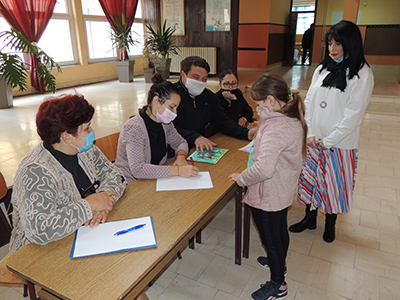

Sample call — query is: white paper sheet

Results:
[156,171,213,191]
[70,216,156,259]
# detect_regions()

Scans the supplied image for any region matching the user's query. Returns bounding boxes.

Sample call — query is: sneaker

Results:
[257,256,287,275]
[251,281,288,300]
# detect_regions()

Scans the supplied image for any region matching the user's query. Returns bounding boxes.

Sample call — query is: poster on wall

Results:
[206,0,231,31]
[162,0,185,35]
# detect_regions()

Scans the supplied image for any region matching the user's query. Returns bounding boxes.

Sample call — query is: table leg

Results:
[235,187,242,265]
[27,281,37,300]
[189,237,194,249]
[195,230,201,244]
[243,203,251,259]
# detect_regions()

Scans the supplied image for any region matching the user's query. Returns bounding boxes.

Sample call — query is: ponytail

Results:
[281,92,308,160]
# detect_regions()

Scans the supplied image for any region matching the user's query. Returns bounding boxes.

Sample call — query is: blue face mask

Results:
[329,54,344,63]
[75,130,95,152]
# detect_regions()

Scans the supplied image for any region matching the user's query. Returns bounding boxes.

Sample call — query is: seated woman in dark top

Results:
[216,69,254,127]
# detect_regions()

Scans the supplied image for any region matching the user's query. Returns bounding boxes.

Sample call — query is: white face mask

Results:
[156,104,177,124]
[185,76,207,96]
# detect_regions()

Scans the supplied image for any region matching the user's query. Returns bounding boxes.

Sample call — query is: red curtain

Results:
[0,0,56,93]
[98,0,139,60]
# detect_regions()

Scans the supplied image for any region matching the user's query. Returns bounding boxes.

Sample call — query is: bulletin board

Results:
[162,0,185,35]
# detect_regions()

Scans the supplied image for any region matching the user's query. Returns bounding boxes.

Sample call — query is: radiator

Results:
[170,47,217,74]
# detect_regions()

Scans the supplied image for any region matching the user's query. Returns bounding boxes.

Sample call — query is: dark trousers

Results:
[251,206,289,284]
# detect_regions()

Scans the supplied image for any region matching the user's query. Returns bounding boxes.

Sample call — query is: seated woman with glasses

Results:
[216,69,254,127]
[9,93,127,253]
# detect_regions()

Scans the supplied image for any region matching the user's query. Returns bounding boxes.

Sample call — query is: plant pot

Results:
[0,79,13,109]
[143,68,155,83]
[114,60,135,82]
[154,58,171,79]
[156,67,168,81]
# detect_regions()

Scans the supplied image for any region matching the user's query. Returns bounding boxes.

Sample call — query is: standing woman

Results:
[216,69,254,127]
[289,20,374,243]
[115,73,198,184]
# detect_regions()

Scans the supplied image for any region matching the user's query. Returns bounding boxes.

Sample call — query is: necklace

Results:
[320,101,327,109]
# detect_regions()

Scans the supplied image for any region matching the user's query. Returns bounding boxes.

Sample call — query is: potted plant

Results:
[142,44,156,83]
[0,28,61,108]
[111,14,138,83]
[145,20,179,80]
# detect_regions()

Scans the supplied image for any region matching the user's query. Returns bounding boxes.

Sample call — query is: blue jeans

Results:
[251,206,289,284]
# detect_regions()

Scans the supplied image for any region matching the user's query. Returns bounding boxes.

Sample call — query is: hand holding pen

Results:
[177,158,199,178]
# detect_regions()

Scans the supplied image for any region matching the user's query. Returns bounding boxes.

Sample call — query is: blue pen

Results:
[114,224,146,236]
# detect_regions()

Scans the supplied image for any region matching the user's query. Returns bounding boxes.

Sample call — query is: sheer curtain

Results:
[0,0,56,93]
[98,0,139,60]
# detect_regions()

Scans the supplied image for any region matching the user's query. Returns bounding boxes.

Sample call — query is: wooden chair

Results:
[94,132,120,162]
[0,254,37,299]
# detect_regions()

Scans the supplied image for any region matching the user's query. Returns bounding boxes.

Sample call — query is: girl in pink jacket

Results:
[229,74,307,300]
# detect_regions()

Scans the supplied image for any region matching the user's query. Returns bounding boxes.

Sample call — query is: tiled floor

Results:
[1,65,400,300]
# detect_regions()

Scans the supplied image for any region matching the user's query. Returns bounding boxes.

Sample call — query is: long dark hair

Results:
[320,20,369,91]
[251,73,308,160]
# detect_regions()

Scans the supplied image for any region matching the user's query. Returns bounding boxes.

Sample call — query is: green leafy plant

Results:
[110,12,139,61]
[0,28,61,93]
[145,20,179,61]
[142,44,156,68]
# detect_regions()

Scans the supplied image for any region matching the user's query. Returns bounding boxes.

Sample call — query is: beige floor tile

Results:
[336,222,380,249]
[146,270,177,300]
[326,263,379,300]
[155,274,218,300]
[294,282,348,300]
[352,194,381,212]
[286,251,331,290]
[363,185,397,202]
[212,290,243,300]
[198,255,254,296]
[360,210,400,233]
[355,246,400,282]
[197,229,236,260]
[167,247,215,280]
[380,230,400,255]
[379,277,400,300]
[309,238,356,268]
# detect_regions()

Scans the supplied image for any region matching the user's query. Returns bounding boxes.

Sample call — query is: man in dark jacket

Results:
[173,56,256,151]
[301,23,314,65]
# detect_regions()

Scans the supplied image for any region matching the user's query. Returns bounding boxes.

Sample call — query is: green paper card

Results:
[187,148,228,164]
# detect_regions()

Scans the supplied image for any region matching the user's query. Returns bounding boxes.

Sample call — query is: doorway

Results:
[292,0,316,66]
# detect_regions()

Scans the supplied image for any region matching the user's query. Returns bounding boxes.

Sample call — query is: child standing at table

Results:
[229,74,307,300]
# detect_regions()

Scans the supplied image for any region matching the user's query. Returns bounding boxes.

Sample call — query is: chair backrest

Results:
[0,172,7,199]
[94,132,120,162]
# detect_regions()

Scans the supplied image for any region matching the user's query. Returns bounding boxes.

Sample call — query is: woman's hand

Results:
[178,165,199,178]
[316,139,328,150]
[229,173,240,181]
[248,127,258,140]
[306,136,318,148]
[85,210,109,227]
[173,154,188,167]
[222,91,237,101]
[85,190,117,213]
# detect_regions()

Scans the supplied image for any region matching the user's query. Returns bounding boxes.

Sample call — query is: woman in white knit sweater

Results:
[289,20,374,243]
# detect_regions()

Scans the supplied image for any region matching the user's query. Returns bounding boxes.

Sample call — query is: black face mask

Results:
[221,88,240,94]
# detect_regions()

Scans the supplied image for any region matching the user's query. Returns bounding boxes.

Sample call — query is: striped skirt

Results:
[297,146,358,214]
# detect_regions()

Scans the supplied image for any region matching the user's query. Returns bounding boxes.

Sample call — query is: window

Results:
[38,0,78,65]
[82,0,145,63]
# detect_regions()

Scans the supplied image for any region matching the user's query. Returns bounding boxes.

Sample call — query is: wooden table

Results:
[6,133,249,300]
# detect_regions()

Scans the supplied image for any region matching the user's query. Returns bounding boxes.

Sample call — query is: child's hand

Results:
[229,173,240,181]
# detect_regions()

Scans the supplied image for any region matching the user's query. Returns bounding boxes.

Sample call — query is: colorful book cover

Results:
[187,148,228,164]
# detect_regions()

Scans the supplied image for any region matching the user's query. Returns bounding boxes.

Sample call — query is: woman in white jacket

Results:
[229,74,307,300]
[289,20,374,243]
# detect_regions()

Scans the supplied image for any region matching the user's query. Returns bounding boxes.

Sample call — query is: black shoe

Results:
[257,256,287,275]
[252,281,288,300]
[323,214,337,243]
[288,204,317,233]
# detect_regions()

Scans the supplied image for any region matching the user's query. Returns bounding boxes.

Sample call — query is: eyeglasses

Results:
[80,180,100,198]
[222,81,238,88]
